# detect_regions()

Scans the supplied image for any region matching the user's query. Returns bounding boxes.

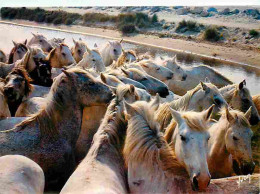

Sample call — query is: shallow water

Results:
[0,23,259,95]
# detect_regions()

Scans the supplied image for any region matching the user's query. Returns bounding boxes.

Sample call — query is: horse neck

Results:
[41,88,83,146]
[208,118,230,159]
[101,45,113,66]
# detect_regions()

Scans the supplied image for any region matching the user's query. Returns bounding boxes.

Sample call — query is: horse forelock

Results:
[182,111,209,132]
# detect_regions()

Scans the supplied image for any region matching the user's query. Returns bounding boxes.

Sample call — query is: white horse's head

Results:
[108,40,123,61]
[170,106,214,191]
[29,33,53,52]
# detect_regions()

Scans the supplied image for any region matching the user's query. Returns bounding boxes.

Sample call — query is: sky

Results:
[1,0,260,7]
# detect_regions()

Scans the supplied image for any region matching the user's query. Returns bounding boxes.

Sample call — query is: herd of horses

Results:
[0,32,259,193]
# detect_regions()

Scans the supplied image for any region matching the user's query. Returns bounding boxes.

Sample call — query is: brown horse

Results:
[8,40,28,64]
[220,80,260,125]
[61,87,129,194]
[3,67,33,116]
[0,67,113,190]
[208,107,255,178]
[0,155,45,194]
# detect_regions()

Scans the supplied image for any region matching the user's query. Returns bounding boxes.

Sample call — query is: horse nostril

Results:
[192,175,199,191]
[182,75,187,81]
[250,116,259,126]
[4,87,13,94]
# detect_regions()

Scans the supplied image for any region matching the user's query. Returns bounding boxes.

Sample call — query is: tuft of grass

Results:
[204,27,220,41]
[249,29,259,37]
[118,24,136,34]
[176,20,199,32]
[151,14,158,23]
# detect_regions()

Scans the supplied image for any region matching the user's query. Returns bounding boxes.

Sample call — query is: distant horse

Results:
[0,49,6,63]
[100,40,123,66]
[112,49,137,68]
[156,82,227,129]
[120,68,169,97]
[27,33,53,52]
[71,38,88,63]
[0,155,44,194]
[220,80,260,125]
[208,107,255,178]
[45,44,75,68]
[0,67,113,189]
[162,56,233,95]
[49,37,65,48]
[123,101,213,192]
[3,67,33,116]
[8,40,28,64]
[76,47,105,72]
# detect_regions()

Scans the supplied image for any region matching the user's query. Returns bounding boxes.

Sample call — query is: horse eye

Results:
[17,50,20,54]
[180,135,186,142]
[233,136,239,141]
[89,82,95,86]
[156,68,160,71]
[92,59,96,62]
[142,77,148,81]
[113,49,117,52]
[78,49,81,54]
[177,66,180,69]
[39,40,42,43]
[62,53,66,57]
[214,98,222,106]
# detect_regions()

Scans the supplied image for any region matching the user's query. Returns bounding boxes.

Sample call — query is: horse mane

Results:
[8,43,28,64]
[220,108,250,127]
[156,84,202,128]
[9,67,33,97]
[123,101,188,177]
[116,84,139,101]
[15,67,89,138]
[113,50,137,69]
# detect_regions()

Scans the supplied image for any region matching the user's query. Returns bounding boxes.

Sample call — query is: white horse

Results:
[100,40,123,66]
[71,38,88,63]
[27,33,53,53]
[0,155,45,194]
[76,47,105,72]
[162,56,233,95]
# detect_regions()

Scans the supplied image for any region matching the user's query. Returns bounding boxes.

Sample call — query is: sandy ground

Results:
[2,19,260,68]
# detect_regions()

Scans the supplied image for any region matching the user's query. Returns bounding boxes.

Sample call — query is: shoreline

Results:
[1,19,260,68]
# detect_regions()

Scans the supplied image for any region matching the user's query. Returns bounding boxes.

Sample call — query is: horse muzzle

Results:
[233,160,255,175]
[191,173,211,191]
[3,87,16,101]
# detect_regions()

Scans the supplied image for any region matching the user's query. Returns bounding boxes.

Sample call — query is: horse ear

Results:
[108,41,113,45]
[239,79,246,90]
[174,56,178,65]
[225,107,235,123]
[121,68,130,77]
[203,104,215,120]
[244,106,252,121]
[24,39,27,45]
[72,38,76,45]
[86,46,92,54]
[62,38,65,42]
[100,73,107,83]
[150,93,160,111]
[204,77,210,83]
[79,38,82,41]
[12,40,18,47]
[123,100,137,118]
[129,84,135,94]
[200,82,210,93]
[120,39,123,43]
[94,43,98,48]
[31,32,36,37]
[169,107,183,126]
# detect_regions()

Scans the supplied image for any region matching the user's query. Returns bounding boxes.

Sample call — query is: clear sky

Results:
[1,0,260,7]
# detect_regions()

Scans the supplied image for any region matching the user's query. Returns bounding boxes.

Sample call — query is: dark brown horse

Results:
[3,67,32,116]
